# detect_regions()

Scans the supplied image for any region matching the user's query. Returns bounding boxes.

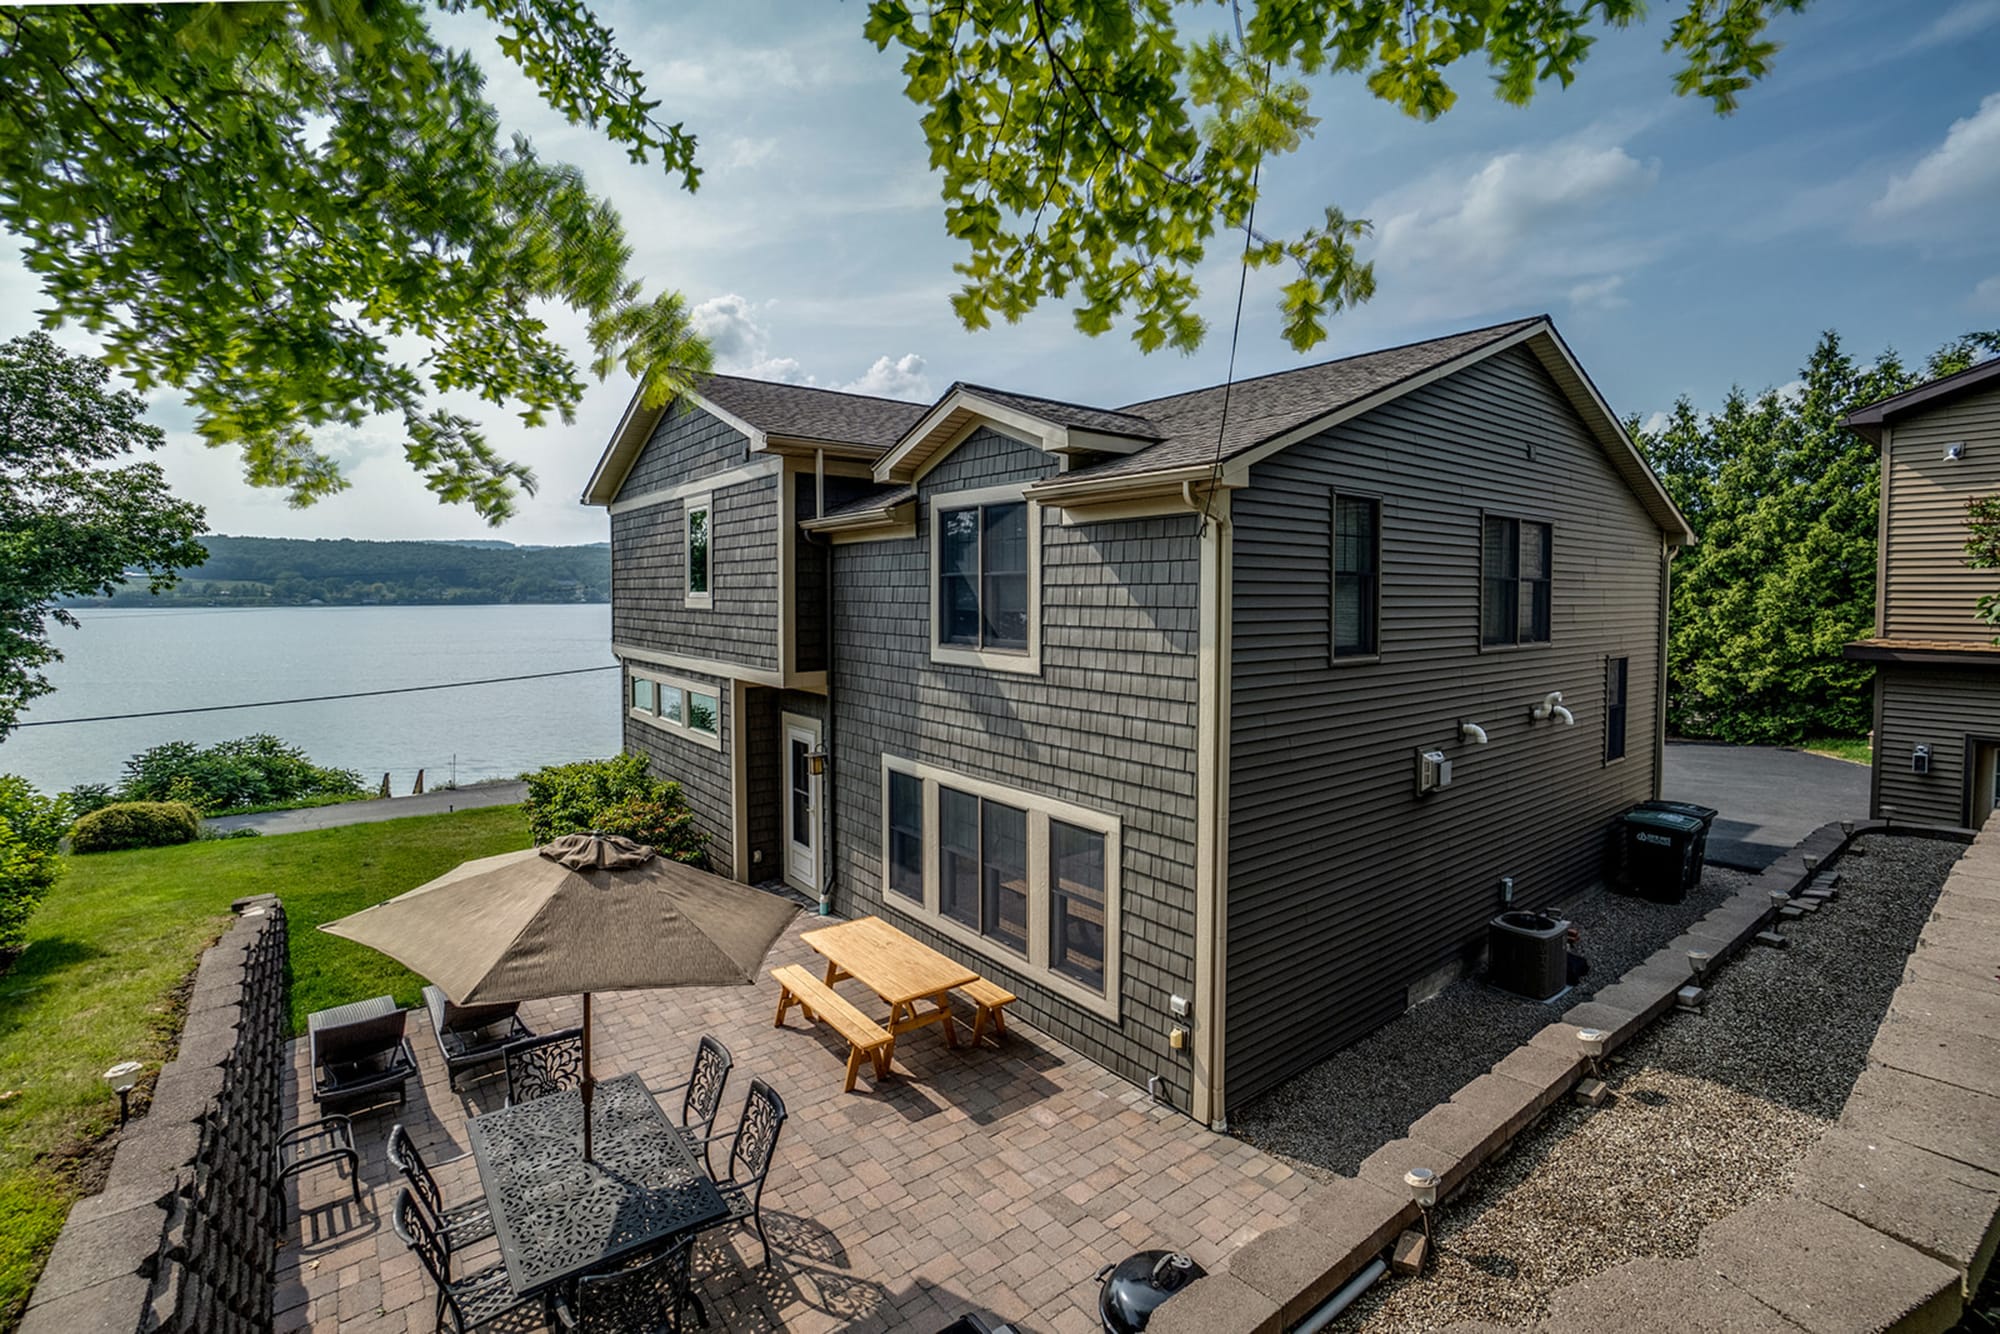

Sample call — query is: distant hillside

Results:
[76,536,612,608]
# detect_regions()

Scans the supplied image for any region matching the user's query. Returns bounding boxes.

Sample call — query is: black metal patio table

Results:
[466,1071,728,1296]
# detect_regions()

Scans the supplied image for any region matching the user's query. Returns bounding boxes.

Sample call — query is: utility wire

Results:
[16,665,619,728]
[1198,148,1261,536]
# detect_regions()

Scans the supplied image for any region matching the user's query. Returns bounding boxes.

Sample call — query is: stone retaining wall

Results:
[20,895,289,1334]
[1156,820,1991,1334]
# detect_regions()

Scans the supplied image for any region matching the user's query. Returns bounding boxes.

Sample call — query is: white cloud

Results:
[1364,139,1661,320]
[1908,1,2000,51]
[1873,92,2000,220]
[1640,410,1672,436]
[687,292,931,400]
[1976,275,2000,310]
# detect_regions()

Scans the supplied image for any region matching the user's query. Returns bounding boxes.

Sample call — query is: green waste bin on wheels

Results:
[1617,807,1706,903]
[1633,800,1719,873]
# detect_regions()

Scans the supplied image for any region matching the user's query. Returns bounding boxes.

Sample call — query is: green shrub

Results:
[118,734,366,814]
[521,755,707,864]
[0,777,68,968]
[70,802,200,854]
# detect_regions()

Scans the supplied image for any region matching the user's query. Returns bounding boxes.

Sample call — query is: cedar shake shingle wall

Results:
[609,406,780,673]
[1875,665,2000,826]
[624,663,735,878]
[1880,381,2000,640]
[1225,345,1665,1108]
[828,427,1203,1108]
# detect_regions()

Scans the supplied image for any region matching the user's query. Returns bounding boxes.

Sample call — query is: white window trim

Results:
[626,665,723,752]
[927,482,1042,675]
[878,753,1120,1020]
[684,492,713,609]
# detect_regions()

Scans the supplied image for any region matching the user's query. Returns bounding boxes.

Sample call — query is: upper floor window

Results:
[929,486,1041,674]
[1332,494,1380,660]
[1482,516,1551,646]
[684,493,712,608]
[1605,657,1629,762]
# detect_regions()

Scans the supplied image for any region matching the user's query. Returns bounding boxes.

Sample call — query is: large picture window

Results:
[930,487,1041,673]
[880,756,1120,1016]
[1332,494,1379,660]
[1482,515,1552,646]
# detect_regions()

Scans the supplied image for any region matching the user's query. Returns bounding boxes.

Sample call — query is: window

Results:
[1605,657,1629,762]
[1049,820,1107,992]
[684,495,712,607]
[887,771,924,901]
[939,502,1027,650]
[1482,516,1552,646]
[880,756,1121,1015]
[1332,495,1379,659]
[622,666,721,751]
[930,487,1040,673]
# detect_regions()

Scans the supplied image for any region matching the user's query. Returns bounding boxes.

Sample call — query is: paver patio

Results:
[276,911,1310,1333]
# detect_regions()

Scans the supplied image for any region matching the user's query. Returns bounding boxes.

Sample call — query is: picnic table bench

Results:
[771,964,893,1092]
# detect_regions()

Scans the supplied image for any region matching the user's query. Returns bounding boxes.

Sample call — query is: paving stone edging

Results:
[1155,820,1981,1334]
[20,895,289,1334]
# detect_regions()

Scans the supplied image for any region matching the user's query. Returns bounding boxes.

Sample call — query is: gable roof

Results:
[951,385,1163,442]
[581,373,927,504]
[1843,356,2000,443]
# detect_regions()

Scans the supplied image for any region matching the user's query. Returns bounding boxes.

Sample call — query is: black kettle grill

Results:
[1096,1250,1205,1333]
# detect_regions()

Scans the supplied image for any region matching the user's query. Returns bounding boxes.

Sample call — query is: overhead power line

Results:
[16,665,619,728]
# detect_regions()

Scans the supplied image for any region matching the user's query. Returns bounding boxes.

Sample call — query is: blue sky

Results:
[3,0,1997,545]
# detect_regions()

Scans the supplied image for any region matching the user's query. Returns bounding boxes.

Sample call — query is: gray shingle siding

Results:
[623,664,736,878]
[828,427,1203,1108]
[623,404,747,495]
[1223,345,1665,1109]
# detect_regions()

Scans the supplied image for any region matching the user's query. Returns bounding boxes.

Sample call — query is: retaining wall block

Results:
[1699,1195,1962,1334]
[1842,1066,2000,1182]
[1891,977,2000,1030]
[1795,1125,2000,1297]
[1357,1132,1474,1201]
[1869,1014,2000,1101]
[1408,1073,1551,1169]
[1557,997,1647,1053]
[1488,1043,1584,1117]
[1541,1256,1800,1333]
[1144,1272,1282,1334]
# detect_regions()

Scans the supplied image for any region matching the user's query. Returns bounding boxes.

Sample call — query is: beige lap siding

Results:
[1874,664,2000,826]
[1879,381,2000,640]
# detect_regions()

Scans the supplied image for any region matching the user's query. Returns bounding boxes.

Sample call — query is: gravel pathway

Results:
[1232,866,1751,1178]
[1332,833,1964,1332]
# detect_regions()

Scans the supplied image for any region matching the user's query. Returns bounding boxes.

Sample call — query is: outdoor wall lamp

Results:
[806,745,829,777]
[103,1061,142,1126]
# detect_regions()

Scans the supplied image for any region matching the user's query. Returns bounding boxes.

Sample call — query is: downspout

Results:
[814,448,836,916]
[1655,539,1672,801]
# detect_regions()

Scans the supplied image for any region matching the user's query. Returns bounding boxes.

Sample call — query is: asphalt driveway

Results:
[1662,743,1871,870]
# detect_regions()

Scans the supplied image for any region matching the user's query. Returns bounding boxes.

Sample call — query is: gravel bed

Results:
[1232,865,1750,1178]
[1333,832,1964,1332]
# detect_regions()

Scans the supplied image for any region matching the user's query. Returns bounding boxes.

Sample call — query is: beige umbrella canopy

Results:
[322,832,797,1159]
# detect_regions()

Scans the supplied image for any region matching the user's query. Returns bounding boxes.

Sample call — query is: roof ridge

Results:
[956,382,1158,423]
[1115,314,1547,412]
[695,369,928,409]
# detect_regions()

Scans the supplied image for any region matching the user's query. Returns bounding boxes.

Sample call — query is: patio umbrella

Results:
[321,831,797,1160]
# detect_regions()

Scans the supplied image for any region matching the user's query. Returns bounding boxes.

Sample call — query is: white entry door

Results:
[782,716,822,892]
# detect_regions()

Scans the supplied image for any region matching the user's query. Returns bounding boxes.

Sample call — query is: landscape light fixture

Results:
[1575,1027,1607,1075]
[1841,819,1855,838]
[103,1061,142,1126]
[1405,1167,1440,1250]
[1804,855,1820,874]
[1686,949,1713,983]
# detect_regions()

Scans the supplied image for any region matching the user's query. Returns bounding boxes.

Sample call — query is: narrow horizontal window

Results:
[630,676,655,713]
[686,691,719,736]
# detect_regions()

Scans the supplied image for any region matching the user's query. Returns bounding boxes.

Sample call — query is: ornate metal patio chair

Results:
[392,1188,543,1334]
[502,1026,584,1106]
[387,1122,495,1248]
[653,1036,732,1176]
[551,1237,700,1334]
[693,1078,788,1268]
[424,984,532,1092]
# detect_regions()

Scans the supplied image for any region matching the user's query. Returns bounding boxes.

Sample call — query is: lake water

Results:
[0,605,622,796]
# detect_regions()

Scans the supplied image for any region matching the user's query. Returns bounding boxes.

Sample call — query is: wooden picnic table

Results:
[801,915,977,1049]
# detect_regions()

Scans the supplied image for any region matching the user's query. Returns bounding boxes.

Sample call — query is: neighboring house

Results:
[1844,357,2000,828]
[583,316,1693,1126]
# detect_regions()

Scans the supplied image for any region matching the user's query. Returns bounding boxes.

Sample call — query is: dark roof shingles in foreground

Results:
[693,373,928,450]
[952,384,1164,441]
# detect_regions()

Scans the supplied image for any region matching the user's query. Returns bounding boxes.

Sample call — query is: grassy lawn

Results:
[0,805,530,1325]
[1803,736,1873,765]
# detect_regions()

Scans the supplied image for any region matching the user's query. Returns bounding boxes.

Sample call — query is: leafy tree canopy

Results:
[0,332,209,739]
[1636,329,2000,744]
[4,0,1810,519]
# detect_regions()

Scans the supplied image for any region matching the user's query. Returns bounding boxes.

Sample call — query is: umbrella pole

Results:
[581,991,596,1164]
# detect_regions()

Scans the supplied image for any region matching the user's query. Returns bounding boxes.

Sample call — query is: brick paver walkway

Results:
[277,913,1309,1333]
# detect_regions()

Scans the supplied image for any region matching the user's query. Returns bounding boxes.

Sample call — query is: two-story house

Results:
[1845,357,2000,828]
[584,316,1693,1127]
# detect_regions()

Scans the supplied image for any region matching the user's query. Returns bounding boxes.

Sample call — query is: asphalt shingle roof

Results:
[693,372,928,450]
[952,384,1163,441]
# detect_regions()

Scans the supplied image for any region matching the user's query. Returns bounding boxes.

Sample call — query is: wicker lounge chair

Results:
[423,985,532,1091]
[308,995,417,1112]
